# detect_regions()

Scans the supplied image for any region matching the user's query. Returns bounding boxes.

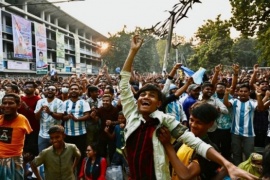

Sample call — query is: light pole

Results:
[162,12,175,73]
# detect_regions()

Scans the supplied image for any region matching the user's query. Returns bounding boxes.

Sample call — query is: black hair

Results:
[216,82,226,88]
[24,81,37,88]
[6,84,20,94]
[259,79,268,85]
[105,86,114,94]
[87,142,101,157]
[239,83,251,91]
[39,51,43,56]
[135,83,162,101]
[88,86,99,93]
[69,83,80,89]
[2,93,21,104]
[48,125,64,134]
[190,102,219,124]
[201,82,214,90]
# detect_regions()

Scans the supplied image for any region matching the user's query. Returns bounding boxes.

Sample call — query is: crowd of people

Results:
[0,35,270,180]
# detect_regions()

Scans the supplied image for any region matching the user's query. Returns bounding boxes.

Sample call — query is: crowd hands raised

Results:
[0,35,269,180]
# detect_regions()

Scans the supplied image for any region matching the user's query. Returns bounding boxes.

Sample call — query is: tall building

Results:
[0,0,107,77]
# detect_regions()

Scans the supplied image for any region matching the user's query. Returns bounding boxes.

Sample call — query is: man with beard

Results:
[0,93,32,179]
[18,81,41,157]
[34,85,64,152]
[62,83,90,172]
[224,84,265,165]
[198,82,228,133]
[91,93,119,163]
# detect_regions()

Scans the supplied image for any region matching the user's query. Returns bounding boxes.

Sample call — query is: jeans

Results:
[38,136,51,152]
[231,133,254,165]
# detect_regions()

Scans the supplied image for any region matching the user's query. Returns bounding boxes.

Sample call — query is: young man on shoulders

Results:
[120,35,257,180]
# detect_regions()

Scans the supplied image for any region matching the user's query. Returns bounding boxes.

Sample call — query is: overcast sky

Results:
[57,0,238,39]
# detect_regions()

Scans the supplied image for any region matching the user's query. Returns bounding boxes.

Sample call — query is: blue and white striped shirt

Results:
[229,98,257,137]
[166,100,187,122]
[35,98,64,138]
[63,99,90,136]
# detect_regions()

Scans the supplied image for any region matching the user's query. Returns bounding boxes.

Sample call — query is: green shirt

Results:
[32,143,81,180]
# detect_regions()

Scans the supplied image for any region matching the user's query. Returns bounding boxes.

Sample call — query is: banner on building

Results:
[0,10,3,71]
[12,14,32,59]
[35,22,48,74]
[73,34,81,74]
[56,31,65,63]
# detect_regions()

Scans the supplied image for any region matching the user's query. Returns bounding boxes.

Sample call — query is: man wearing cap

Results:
[182,83,201,128]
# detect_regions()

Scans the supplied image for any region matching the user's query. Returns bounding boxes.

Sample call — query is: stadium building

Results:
[0,0,107,77]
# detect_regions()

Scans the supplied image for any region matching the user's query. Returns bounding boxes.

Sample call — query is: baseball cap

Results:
[187,84,200,92]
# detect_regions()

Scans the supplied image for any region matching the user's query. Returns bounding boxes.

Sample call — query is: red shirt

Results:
[18,96,40,132]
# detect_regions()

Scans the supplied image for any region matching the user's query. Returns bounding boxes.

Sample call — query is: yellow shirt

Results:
[171,144,199,180]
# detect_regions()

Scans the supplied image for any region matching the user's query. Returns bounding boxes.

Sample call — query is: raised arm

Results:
[211,64,222,87]
[223,87,232,108]
[249,64,259,89]
[120,35,143,120]
[122,35,143,72]
[230,64,239,95]
[162,63,182,95]
[254,83,265,111]
[174,77,193,97]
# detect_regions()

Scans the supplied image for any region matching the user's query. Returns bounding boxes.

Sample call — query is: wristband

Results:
[49,112,53,116]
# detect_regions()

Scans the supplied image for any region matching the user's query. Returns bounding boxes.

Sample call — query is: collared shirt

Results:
[120,71,212,180]
[63,99,90,136]
[32,143,81,180]
[34,98,64,138]
[212,93,233,129]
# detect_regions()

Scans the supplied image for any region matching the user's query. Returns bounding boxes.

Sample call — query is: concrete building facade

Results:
[0,0,107,77]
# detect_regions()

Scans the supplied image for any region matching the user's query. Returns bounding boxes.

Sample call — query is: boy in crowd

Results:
[31,125,81,180]
[105,111,129,173]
